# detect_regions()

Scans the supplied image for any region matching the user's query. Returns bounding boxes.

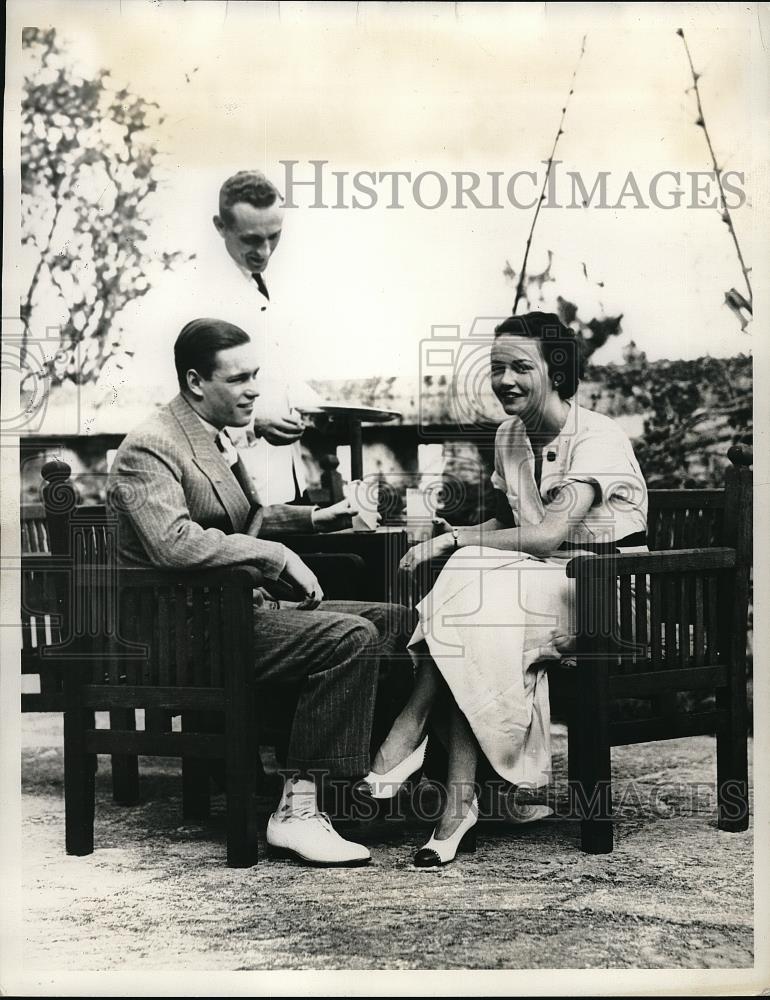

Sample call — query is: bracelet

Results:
[451,526,459,549]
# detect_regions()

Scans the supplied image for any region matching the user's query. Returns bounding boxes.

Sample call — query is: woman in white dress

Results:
[364,312,648,867]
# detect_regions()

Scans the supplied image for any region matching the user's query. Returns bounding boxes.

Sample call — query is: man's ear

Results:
[186,369,204,399]
[212,214,225,237]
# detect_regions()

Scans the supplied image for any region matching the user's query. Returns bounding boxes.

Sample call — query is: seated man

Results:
[108,317,413,867]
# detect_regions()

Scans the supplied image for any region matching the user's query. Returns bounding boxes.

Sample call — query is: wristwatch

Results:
[451,526,459,549]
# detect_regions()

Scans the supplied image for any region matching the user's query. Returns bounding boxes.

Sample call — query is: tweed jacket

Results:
[108,394,315,578]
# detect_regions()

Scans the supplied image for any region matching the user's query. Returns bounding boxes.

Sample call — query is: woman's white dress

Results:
[408,404,648,787]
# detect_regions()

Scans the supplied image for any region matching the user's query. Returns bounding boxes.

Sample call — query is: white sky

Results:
[10,0,765,380]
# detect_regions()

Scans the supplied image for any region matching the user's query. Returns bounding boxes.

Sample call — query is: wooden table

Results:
[299,404,400,481]
[279,525,413,604]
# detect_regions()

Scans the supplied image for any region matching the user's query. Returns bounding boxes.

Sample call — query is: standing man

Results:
[211,169,319,504]
[127,169,318,504]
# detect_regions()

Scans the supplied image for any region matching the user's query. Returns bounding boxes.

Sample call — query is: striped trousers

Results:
[252,600,415,777]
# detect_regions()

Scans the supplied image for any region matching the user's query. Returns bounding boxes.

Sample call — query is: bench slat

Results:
[84,730,226,758]
[610,711,727,746]
[79,684,225,710]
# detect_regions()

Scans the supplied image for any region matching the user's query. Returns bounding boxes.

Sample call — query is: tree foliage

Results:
[20,27,191,385]
[502,251,751,488]
[589,347,752,487]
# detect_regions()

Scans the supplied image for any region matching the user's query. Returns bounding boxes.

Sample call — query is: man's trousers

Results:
[252,600,415,777]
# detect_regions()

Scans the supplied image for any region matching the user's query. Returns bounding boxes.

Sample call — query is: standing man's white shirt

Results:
[225,259,321,504]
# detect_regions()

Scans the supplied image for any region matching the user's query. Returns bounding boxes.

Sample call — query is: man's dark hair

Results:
[494,311,584,399]
[218,170,282,226]
[174,318,251,393]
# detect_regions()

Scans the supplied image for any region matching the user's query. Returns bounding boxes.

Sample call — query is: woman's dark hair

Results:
[174,318,250,393]
[218,170,282,226]
[494,311,583,399]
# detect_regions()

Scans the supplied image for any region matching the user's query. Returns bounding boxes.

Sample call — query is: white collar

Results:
[235,260,255,282]
[516,399,575,450]
[194,415,239,464]
[194,411,222,439]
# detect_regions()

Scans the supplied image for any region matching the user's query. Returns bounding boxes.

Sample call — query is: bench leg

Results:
[39,665,64,699]
[571,731,614,853]
[181,712,211,820]
[577,758,614,854]
[64,706,96,856]
[716,684,750,832]
[567,715,581,789]
[109,709,140,806]
[225,697,259,868]
[574,671,614,854]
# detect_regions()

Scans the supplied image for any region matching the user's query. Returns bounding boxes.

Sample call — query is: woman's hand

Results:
[398,533,453,575]
[431,516,452,536]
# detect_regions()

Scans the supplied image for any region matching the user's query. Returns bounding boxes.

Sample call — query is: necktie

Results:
[248,272,303,499]
[251,272,270,308]
[216,430,264,534]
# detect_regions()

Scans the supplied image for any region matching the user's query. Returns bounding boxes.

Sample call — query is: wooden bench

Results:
[21,462,162,803]
[554,447,752,852]
[408,448,752,854]
[62,563,264,867]
[21,461,370,864]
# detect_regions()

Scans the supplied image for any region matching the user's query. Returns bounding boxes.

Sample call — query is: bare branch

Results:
[513,35,587,314]
[677,28,753,313]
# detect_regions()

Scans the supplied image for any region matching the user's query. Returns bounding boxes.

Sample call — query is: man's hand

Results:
[311,498,382,533]
[311,498,353,533]
[279,549,323,609]
[253,414,305,446]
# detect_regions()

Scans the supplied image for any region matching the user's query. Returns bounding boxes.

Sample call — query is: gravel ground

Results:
[17,714,753,974]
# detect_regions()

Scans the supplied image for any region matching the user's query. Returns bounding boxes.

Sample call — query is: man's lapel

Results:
[168,394,250,531]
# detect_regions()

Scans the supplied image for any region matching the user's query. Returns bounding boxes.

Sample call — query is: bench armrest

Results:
[20,553,62,571]
[565,547,737,579]
[115,564,264,589]
[21,555,264,589]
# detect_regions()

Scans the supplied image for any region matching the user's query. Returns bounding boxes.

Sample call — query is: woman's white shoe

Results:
[413,796,479,868]
[364,736,428,799]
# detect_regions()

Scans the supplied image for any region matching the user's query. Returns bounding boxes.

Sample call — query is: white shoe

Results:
[266,809,371,867]
[413,796,479,868]
[364,736,429,799]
